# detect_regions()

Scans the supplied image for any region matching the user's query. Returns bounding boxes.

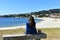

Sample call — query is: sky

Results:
[0,0,60,15]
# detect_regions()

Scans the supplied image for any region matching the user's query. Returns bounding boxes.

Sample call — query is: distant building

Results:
[50,13,60,18]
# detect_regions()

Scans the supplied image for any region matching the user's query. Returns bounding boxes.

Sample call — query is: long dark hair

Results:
[28,16,35,27]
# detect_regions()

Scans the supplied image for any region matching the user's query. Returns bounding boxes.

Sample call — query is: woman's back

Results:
[26,16,37,34]
[26,22,37,34]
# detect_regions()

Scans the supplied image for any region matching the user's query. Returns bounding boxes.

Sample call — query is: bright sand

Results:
[36,17,60,28]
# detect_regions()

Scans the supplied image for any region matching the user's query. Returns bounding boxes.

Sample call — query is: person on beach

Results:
[26,16,37,34]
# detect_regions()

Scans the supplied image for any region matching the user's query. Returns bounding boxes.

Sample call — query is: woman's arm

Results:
[26,23,29,34]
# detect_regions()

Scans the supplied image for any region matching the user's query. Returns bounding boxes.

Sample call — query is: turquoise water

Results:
[0,18,43,27]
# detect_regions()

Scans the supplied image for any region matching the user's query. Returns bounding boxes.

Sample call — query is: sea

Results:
[0,18,42,27]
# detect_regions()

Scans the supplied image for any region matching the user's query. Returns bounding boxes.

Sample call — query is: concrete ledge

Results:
[3,33,47,40]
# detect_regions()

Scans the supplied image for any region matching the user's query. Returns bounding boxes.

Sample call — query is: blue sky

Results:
[0,0,60,15]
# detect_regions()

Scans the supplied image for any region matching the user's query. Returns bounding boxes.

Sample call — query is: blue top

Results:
[26,22,37,34]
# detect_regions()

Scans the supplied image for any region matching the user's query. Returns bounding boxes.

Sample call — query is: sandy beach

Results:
[36,17,60,28]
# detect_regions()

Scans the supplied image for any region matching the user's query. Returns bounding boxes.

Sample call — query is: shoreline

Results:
[0,17,60,30]
[0,25,26,30]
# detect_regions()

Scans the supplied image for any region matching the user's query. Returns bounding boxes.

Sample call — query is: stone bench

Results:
[3,33,47,40]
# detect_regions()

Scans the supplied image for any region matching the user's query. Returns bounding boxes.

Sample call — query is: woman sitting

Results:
[26,16,37,34]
